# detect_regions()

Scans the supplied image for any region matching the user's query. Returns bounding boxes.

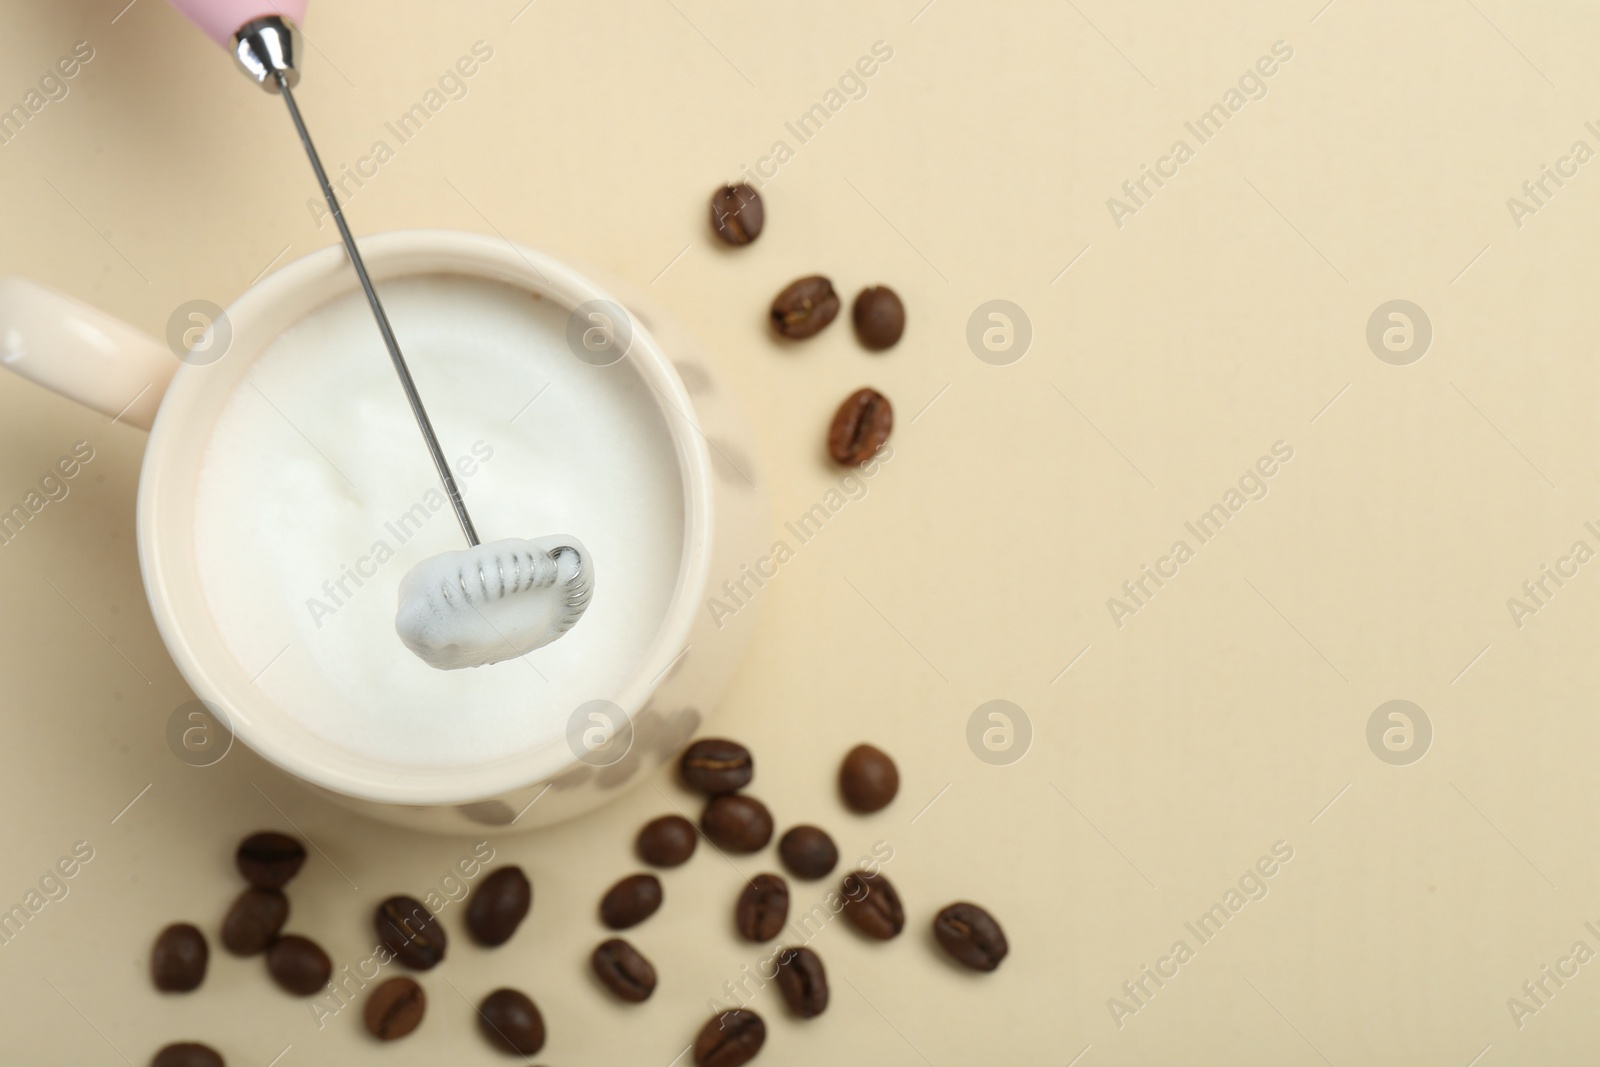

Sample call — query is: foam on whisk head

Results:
[394,536,593,670]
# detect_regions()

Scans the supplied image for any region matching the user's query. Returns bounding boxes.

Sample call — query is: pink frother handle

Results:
[167,0,307,48]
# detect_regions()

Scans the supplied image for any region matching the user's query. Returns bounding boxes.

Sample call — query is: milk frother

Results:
[167,0,594,669]
[169,0,480,543]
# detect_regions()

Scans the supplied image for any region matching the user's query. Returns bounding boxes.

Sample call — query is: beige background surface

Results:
[1,0,1598,1063]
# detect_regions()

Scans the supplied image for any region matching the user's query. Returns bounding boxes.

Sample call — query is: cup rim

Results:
[138,229,713,806]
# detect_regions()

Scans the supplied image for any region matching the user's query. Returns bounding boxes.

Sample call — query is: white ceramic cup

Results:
[0,230,769,832]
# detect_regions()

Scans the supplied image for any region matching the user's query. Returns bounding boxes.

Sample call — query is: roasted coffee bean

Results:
[680,738,753,794]
[235,831,306,890]
[933,902,1009,972]
[363,976,426,1041]
[774,946,829,1018]
[266,934,331,996]
[734,873,790,942]
[827,389,892,467]
[771,276,840,340]
[466,866,532,947]
[591,938,657,1003]
[701,794,774,853]
[220,888,288,956]
[150,1042,224,1067]
[852,286,905,350]
[840,869,904,940]
[600,873,663,929]
[477,988,545,1056]
[710,184,764,246]
[375,895,447,969]
[637,814,698,867]
[150,923,208,992]
[839,743,899,812]
[777,825,838,881]
[693,1009,766,1067]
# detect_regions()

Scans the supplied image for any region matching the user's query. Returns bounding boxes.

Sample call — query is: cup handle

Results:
[0,278,176,431]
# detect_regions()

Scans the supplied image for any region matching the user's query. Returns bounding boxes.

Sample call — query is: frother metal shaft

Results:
[273,71,481,548]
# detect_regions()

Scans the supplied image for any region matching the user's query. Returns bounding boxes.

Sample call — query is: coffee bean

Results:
[693,1009,766,1067]
[680,738,753,794]
[827,389,892,467]
[710,184,764,246]
[637,814,698,867]
[777,825,838,881]
[701,794,773,853]
[600,873,663,929]
[840,869,904,940]
[265,934,331,996]
[591,938,657,1003]
[375,895,447,970]
[774,946,829,1018]
[150,1042,224,1067]
[852,286,905,350]
[933,902,1008,972]
[466,866,532,947]
[220,888,288,956]
[150,923,208,992]
[477,987,545,1056]
[362,976,426,1041]
[771,276,840,340]
[734,873,790,942]
[839,743,899,812]
[235,831,305,890]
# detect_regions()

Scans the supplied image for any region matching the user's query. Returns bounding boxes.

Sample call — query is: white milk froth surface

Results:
[193,274,685,768]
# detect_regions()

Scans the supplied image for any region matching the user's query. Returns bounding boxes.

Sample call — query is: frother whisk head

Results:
[396,537,595,670]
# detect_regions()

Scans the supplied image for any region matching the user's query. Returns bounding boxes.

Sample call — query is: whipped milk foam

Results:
[193,274,685,767]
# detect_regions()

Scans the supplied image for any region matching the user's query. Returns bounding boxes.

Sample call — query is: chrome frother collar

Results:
[232,15,300,91]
